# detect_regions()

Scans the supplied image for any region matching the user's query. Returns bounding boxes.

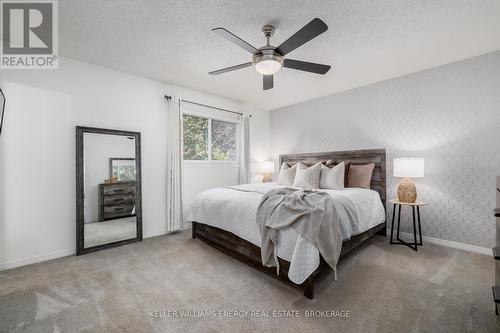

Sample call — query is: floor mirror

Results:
[76,126,142,255]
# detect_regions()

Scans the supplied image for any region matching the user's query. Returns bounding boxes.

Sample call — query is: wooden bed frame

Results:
[192,148,387,299]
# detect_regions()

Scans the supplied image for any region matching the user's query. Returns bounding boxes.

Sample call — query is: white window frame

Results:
[182,112,240,166]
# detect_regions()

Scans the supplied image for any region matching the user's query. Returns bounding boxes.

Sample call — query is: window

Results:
[211,119,237,161]
[183,114,238,162]
[183,114,208,160]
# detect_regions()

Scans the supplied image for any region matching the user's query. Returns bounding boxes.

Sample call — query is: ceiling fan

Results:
[209,18,331,90]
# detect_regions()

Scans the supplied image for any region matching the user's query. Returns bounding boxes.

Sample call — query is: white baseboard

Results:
[143,230,167,238]
[0,249,75,271]
[143,223,190,239]
[388,229,491,256]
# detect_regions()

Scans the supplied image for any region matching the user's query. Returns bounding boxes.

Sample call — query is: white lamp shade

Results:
[260,161,275,173]
[393,158,424,178]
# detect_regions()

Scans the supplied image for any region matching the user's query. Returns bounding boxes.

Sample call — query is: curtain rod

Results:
[164,95,250,117]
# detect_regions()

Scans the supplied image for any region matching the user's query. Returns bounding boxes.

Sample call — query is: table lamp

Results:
[393,158,424,203]
[261,161,275,183]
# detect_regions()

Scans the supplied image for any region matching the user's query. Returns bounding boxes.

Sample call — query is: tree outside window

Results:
[211,119,237,161]
[183,115,208,160]
[183,114,238,162]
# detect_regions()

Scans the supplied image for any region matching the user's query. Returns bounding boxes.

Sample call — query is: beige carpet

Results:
[0,230,498,332]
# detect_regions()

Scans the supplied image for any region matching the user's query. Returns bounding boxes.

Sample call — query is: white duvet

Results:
[188,183,386,284]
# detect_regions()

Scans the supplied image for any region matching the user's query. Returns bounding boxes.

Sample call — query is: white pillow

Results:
[293,162,322,189]
[319,162,345,190]
[277,163,297,186]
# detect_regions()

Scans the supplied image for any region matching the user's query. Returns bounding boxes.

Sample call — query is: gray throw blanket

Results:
[257,187,342,274]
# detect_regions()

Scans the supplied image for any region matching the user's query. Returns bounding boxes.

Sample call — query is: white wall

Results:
[244,104,272,184]
[270,51,500,249]
[183,164,240,219]
[83,133,135,223]
[0,57,271,269]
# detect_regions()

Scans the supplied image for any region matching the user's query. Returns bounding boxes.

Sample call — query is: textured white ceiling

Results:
[59,0,500,110]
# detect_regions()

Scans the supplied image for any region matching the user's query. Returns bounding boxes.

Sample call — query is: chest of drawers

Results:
[98,182,136,221]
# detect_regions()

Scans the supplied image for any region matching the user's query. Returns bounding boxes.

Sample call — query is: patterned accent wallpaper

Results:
[270,51,500,248]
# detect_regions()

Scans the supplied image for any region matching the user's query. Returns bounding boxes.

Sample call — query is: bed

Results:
[189,149,387,299]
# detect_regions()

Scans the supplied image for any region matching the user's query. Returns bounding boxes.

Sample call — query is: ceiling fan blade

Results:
[212,27,259,54]
[209,62,252,75]
[283,59,331,74]
[263,75,273,90]
[275,18,328,56]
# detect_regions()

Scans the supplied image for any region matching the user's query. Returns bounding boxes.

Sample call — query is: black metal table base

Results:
[390,203,423,251]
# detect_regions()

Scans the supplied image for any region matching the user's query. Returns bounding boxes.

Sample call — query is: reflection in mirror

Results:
[83,133,137,248]
[110,158,136,182]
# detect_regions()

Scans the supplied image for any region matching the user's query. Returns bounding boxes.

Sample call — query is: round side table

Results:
[389,199,426,251]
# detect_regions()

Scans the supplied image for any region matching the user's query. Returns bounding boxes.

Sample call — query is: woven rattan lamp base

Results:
[262,173,273,183]
[397,177,417,203]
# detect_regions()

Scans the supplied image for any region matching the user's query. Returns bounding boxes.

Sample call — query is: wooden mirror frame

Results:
[76,126,143,255]
[0,89,5,136]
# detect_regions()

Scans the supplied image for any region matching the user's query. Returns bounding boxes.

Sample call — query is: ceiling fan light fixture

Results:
[255,59,282,75]
[253,49,284,75]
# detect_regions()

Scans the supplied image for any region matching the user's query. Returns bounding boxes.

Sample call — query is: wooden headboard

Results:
[279,148,387,209]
